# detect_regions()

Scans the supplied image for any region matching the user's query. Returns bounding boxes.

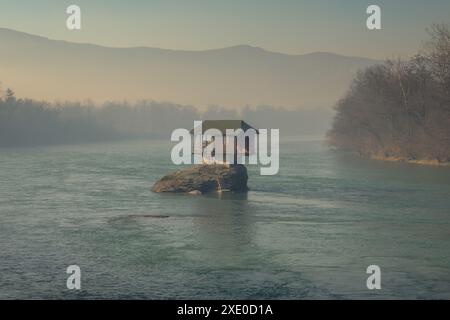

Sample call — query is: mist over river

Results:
[0,137,449,299]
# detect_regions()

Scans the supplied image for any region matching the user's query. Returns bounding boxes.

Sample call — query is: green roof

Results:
[190,120,259,134]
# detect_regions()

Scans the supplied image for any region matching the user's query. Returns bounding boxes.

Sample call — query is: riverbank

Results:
[369,155,450,167]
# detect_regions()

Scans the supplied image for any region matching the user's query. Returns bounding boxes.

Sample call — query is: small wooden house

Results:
[190,120,259,165]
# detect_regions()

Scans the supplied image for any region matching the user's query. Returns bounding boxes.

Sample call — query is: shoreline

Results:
[369,155,450,167]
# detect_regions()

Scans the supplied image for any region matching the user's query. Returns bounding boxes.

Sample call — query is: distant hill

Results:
[0,28,379,108]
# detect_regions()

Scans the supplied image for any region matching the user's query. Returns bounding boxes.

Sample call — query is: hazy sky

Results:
[1,0,449,59]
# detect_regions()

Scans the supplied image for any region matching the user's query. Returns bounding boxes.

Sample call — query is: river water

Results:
[0,137,449,299]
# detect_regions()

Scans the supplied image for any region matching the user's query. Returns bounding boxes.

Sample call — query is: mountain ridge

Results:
[0,28,380,108]
[0,27,376,60]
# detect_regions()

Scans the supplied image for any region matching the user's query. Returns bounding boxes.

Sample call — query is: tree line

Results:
[0,88,331,147]
[328,24,450,163]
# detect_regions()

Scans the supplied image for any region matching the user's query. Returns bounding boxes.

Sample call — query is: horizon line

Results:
[0,26,379,61]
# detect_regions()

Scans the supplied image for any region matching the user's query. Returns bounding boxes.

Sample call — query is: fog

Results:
[0,94,332,147]
[0,28,377,109]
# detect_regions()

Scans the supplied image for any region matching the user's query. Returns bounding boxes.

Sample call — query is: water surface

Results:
[0,137,449,299]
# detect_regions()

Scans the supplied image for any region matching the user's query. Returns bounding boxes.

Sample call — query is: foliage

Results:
[328,24,450,162]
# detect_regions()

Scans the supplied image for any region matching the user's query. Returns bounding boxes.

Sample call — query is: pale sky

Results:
[1,0,450,59]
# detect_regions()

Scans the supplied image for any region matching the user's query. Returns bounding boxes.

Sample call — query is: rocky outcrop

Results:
[151,164,248,194]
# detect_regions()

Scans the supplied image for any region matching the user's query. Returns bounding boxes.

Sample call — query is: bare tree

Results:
[328,24,450,163]
[426,23,450,95]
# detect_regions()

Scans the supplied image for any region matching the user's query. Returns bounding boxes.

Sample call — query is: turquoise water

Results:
[0,137,449,299]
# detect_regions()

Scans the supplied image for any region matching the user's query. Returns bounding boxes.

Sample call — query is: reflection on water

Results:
[0,138,449,299]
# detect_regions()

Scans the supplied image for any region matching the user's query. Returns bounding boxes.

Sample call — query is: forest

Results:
[0,90,330,147]
[328,24,450,164]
